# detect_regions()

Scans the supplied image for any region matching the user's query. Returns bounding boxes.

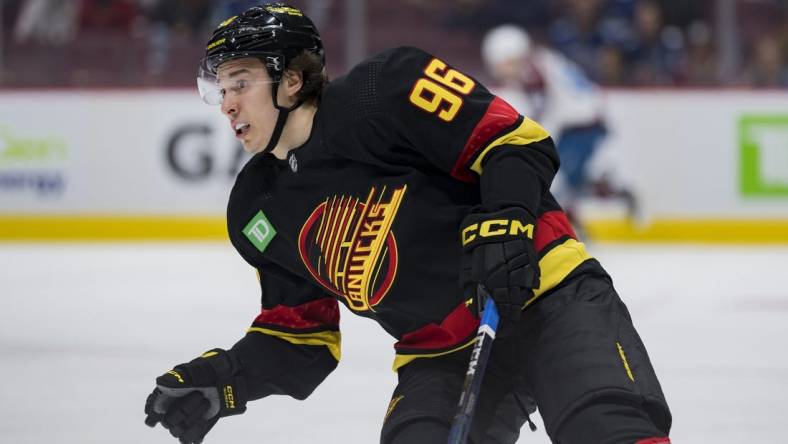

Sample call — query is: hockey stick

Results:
[447,285,500,444]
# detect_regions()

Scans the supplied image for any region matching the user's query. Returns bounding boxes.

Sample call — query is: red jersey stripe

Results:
[450,96,520,182]
[534,210,578,253]
[254,298,339,330]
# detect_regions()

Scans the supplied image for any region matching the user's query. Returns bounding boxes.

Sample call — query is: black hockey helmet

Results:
[198,2,324,105]
[198,3,324,155]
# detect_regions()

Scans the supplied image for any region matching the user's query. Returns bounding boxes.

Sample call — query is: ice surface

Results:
[1,242,786,443]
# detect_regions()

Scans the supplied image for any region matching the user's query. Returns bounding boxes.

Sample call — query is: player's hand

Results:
[459,206,540,328]
[144,348,248,444]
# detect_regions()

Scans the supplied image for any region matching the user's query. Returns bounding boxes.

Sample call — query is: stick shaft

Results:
[446,287,499,444]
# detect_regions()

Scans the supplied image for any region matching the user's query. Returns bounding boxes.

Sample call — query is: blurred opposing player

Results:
[144,3,671,443]
[482,24,637,234]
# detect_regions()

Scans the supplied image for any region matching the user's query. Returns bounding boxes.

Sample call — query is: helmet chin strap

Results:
[260,82,305,156]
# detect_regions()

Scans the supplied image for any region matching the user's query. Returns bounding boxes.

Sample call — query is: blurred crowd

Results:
[8,0,264,44]
[443,0,788,87]
[1,0,787,88]
[0,0,261,85]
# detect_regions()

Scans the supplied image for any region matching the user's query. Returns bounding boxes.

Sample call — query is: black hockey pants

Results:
[380,267,672,444]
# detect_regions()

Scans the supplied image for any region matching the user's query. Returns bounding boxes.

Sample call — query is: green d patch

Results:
[243,210,277,253]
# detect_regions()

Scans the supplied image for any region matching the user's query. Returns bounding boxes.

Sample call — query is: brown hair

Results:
[287,51,328,103]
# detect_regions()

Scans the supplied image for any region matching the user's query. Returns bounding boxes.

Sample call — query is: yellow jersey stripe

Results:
[469,117,551,175]
[392,337,476,372]
[524,238,592,307]
[247,327,342,362]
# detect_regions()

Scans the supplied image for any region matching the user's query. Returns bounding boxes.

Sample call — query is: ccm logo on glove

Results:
[459,207,541,329]
[223,385,236,410]
[461,219,534,246]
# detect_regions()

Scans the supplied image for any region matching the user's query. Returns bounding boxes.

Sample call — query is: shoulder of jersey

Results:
[321,46,432,123]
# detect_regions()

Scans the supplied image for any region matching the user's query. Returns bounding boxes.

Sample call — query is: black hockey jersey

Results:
[225,47,594,401]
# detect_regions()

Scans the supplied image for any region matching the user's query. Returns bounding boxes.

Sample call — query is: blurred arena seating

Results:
[0,0,786,88]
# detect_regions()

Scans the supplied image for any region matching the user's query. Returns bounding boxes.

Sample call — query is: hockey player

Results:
[144,3,671,443]
[481,24,638,235]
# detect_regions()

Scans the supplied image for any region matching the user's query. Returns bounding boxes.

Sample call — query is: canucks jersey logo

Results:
[298,186,406,312]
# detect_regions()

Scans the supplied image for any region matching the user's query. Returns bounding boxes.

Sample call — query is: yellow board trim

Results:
[585,218,788,243]
[0,215,227,241]
[247,327,341,362]
[2,215,788,243]
[392,337,476,372]
[524,238,592,307]
[469,117,551,174]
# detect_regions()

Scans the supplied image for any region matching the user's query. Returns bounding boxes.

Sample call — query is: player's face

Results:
[492,56,526,84]
[217,58,278,153]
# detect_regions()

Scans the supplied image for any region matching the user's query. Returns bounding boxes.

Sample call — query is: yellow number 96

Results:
[408,58,475,122]
[409,79,464,122]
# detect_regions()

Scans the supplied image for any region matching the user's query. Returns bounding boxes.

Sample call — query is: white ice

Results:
[1,242,786,443]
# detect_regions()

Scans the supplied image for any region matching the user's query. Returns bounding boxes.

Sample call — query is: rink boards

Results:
[1,89,787,242]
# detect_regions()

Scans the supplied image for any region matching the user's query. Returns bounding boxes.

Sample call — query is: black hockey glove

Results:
[460,206,540,328]
[144,348,248,444]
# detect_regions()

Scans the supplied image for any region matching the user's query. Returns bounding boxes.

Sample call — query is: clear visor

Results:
[197,52,283,105]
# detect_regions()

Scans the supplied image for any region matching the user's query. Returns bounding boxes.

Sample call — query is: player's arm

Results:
[144,267,340,444]
[375,46,559,209]
[231,267,340,401]
[324,46,559,205]
[378,47,560,326]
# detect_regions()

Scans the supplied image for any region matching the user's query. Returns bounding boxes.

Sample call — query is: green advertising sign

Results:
[0,126,67,164]
[740,115,788,197]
